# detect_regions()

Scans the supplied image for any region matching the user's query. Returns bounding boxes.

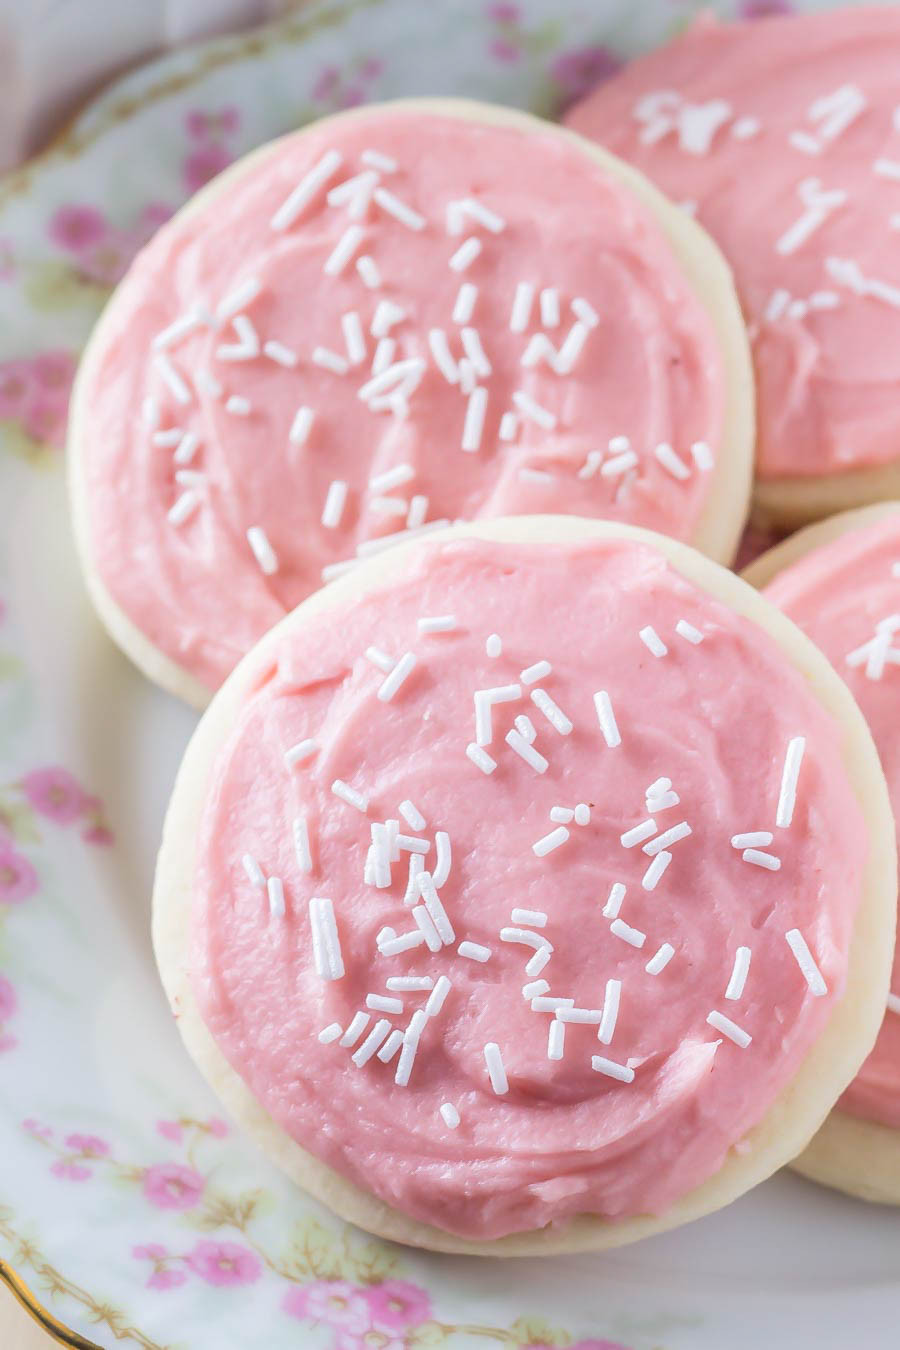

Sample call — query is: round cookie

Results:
[566,8,900,530]
[745,502,900,1204]
[69,98,753,707]
[153,515,895,1254]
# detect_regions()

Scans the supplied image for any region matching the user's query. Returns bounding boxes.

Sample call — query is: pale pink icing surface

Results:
[191,535,866,1239]
[80,106,726,693]
[567,7,900,482]
[764,512,900,1129]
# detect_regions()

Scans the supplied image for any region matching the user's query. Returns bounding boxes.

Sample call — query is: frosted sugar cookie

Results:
[69,99,752,706]
[153,516,894,1253]
[566,8,900,529]
[746,503,900,1203]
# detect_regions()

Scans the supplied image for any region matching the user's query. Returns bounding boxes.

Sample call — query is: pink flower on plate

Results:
[50,1161,91,1181]
[0,846,39,904]
[148,1268,188,1291]
[186,1240,262,1287]
[156,1120,184,1144]
[143,1162,205,1210]
[183,143,233,193]
[186,106,240,140]
[48,204,108,254]
[133,1244,168,1261]
[335,1331,406,1350]
[312,66,341,102]
[551,46,623,111]
[283,1280,370,1331]
[64,1133,109,1157]
[207,1117,228,1138]
[22,1118,53,1140]
[0,976,16,1022]
[740,0,792,16]
[81,824,114,846]
[0,360,33,419]
[23,395,68,449]
[487,2,520,19]
[489,38,519,62]
[366,1280,431,1332]
[31,350,76,393]
[21,767,90,824]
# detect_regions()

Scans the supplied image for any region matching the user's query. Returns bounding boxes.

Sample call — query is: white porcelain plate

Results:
[1,1,898,1346]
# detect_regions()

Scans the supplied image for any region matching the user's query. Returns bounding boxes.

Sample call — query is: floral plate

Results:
[1,1,899,1346]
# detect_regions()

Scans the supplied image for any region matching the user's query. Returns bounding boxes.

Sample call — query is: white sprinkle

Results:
[725,947,752,1000]
[591,1056,635,1083]
[533,995,573,1012]
[365,646,394,672]
[321,480,348,530]
[525,946,552,977]
[776,736,806,829]
[173,431,200,466]
[462,386,488,453]
[370,495,406,518]
[501,927,552,953]
[327,169,378,215]
[432,832,452,888]
[267,874,284,918]
[318,1023,342,1044]
[412,904,442,952]
[547,1020,566,1060]
[379,931,426,956]
[506,729,548,773]
[484,1042,508,1095]
[576,804,591,828]
[271,150,343,229]
[598,980,621,1045]
[312,346,350,375]
[425,975,452,1018]
[449,236,482,272]
[217,314,260,362]
[520,335,557,371]
[466,742,497,775]
[550,806,575,824]
[403,853,425,905]
[417,615,457,636]
[284,739,317,769]
[152,428,184,447]
[786,929,828,996]
[593,691,621,748]
[512,908,547,928]
[610,918,646,949]
[556,1006,602,1024]
[395,1010,428,1086]
[292,816,312,875]
[242,853,265,888]
[645,943,675,975]
[654,441,691,481]
[621,819,657,848]
[215,277,262,322]
[446,197,506,235]
[474,683,521,745]
[646,788,679,812]
[458,941,492,963]
[369,463,415,493]
[510,281,535,332]
[399,799,426,831]
[608,434,631,453]
[261,339,298,369]
[523,979,550,999]
[873,158,900,181]
[376,927,396,947]
[571,297,599,328]
[142,395,160,428]
[356,254,381,288]
[485,634,502,659]
[732,116,761,140]
[374,187,426,230]
[366,994,403,1014]
[643,821,691,855]
[418,872,455,944]
[377,1029,405,1062]
[530,688,572,735]
[387,977,434,994]
[743,849,781,871]
[167,490,199,526]
[371,300,406,339]
[173,470,205,492]
[707,1010,752,1048]
[246,525,278,575]
[603,883,626,919]
[731,832,773,849]
[691,440,714,471]
[518,468,554,486]
[154,353,191,405]
[427,328,460,384]
[539,288,561,328]
[532,827,569,857]
[520,660,551,685]
[577,450,604,480]
[358,357,425,403]
[638,626,668,658]
[601,451,638,478]
[378,651,416,702]
[642,851,672,891]
[310,896,344,980]
[439,1102,461,1129]
[361,147,397,172]
[371,339,397,377]
[512,389,556,430]
[331,779,368,813]
[323,224,364,276]
[453,282,478,324]
[461,327,491,377]
[554,322,591,374]
[152,309,202,351]
[675,620,704,645]
[225,395,252,416]
[352,1019,392,1067]
[337,312,366,368]
[289,406,315,446]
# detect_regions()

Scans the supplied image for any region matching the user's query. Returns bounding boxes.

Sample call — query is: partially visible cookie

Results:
[746,502,900,1204]
[567,8,900,529]
[153,515,894,1253]
[69,98,753,705]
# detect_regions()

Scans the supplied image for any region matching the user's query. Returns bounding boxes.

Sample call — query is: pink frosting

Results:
[566,7,900,482]
[79,105,725,692]
[191,535,866,1239]
[764,512,900,1129]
